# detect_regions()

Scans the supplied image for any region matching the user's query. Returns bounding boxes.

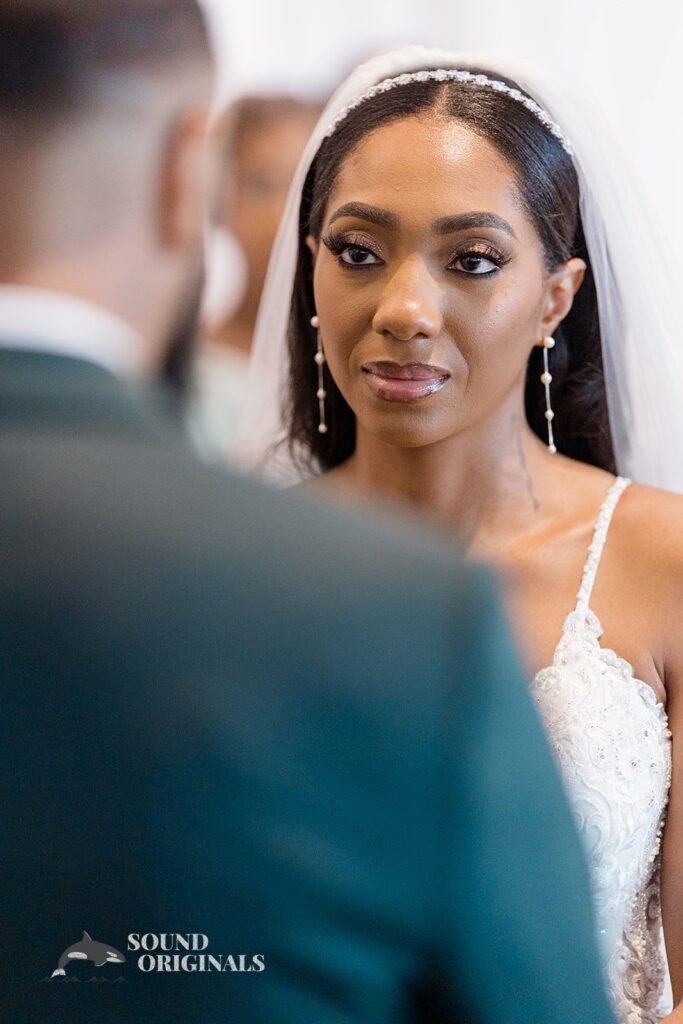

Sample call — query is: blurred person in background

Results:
[193,95,321,461]
[239,45,683,1024]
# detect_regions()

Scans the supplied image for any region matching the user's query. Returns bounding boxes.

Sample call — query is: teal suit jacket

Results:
[0,350,615,1023]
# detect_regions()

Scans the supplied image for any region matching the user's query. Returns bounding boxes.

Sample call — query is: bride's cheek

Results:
[316,290,372,384]
[464,273,543,355]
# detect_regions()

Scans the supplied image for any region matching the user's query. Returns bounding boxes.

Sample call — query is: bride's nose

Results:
[372,256,443,342]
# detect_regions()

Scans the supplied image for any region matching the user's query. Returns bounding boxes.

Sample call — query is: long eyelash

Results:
[321,231,352,255]
[321,231,381,269]
[319,234,510,274]
[450,244,511,272]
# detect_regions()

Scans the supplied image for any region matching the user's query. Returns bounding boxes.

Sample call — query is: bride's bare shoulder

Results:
[621,482,683,538]
[619,484,683,689]
[618,482,683,585]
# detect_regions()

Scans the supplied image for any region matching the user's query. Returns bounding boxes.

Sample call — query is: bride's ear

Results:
[306,234,319,263]
[539,257,586,336]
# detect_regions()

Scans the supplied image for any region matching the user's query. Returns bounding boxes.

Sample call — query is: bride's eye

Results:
[449,246,507,276]
[322,232,383,269]
[339,245,381,267]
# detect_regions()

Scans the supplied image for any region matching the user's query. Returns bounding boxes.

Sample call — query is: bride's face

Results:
[308,113,582,449]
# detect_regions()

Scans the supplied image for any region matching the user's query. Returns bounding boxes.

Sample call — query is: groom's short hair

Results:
[0,0,210,124]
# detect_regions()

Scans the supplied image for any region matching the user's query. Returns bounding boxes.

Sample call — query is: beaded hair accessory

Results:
[323,68,573,156]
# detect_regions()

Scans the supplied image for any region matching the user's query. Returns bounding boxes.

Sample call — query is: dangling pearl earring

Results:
[310,314,327,434]
[539,335,557,453]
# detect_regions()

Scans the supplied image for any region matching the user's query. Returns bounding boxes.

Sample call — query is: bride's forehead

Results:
[327,115,519,211]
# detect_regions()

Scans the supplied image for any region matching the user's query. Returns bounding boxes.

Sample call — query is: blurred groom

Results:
[0,2,616,1023]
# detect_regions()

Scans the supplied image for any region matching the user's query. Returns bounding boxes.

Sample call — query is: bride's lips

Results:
[361,361,450,402]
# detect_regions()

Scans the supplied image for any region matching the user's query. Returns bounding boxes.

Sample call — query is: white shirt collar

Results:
[0,285,146,379]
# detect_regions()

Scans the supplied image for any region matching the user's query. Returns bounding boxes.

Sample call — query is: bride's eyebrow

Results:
[328,202,398,228]
[433,211,517,239]
[327,203,517,240]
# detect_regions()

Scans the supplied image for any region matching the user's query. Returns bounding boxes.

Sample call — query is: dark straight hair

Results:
[285,69,615,476]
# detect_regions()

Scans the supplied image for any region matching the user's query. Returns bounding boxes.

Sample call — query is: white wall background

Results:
[200,0,683,263]
[201,0,457,102]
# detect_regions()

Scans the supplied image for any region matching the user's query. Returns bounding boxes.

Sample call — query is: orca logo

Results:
[51,931,126,978]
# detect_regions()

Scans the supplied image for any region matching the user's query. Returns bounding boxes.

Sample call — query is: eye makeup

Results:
[322,230,512,276]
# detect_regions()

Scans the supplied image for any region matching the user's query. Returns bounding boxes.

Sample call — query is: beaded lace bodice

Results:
[530,476,673,1023]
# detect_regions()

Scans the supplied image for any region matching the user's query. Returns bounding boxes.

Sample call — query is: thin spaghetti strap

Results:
[575,476,632,614]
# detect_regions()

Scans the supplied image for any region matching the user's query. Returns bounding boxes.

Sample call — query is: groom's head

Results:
[0,0,213,377]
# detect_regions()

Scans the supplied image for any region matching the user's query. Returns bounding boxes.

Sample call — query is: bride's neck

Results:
[339,404,552,550]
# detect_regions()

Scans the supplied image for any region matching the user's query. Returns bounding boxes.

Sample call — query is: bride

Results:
[236,47,683,1023]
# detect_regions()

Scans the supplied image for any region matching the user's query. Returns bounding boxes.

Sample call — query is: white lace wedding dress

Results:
[531,476,673,1023]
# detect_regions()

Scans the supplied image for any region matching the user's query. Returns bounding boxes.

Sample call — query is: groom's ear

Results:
[159,107,211,251]
[306,234,319,264]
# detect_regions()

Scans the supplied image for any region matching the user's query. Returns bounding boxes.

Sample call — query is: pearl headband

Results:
[323,68,573,156]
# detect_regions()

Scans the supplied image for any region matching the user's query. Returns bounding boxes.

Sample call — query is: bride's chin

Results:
[358,417,452,450]
[346,390,459,449]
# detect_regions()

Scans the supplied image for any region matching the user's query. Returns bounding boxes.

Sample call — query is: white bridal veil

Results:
[234,45,683,493]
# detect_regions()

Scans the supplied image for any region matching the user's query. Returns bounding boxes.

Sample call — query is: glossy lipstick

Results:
[361,361,450,403]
